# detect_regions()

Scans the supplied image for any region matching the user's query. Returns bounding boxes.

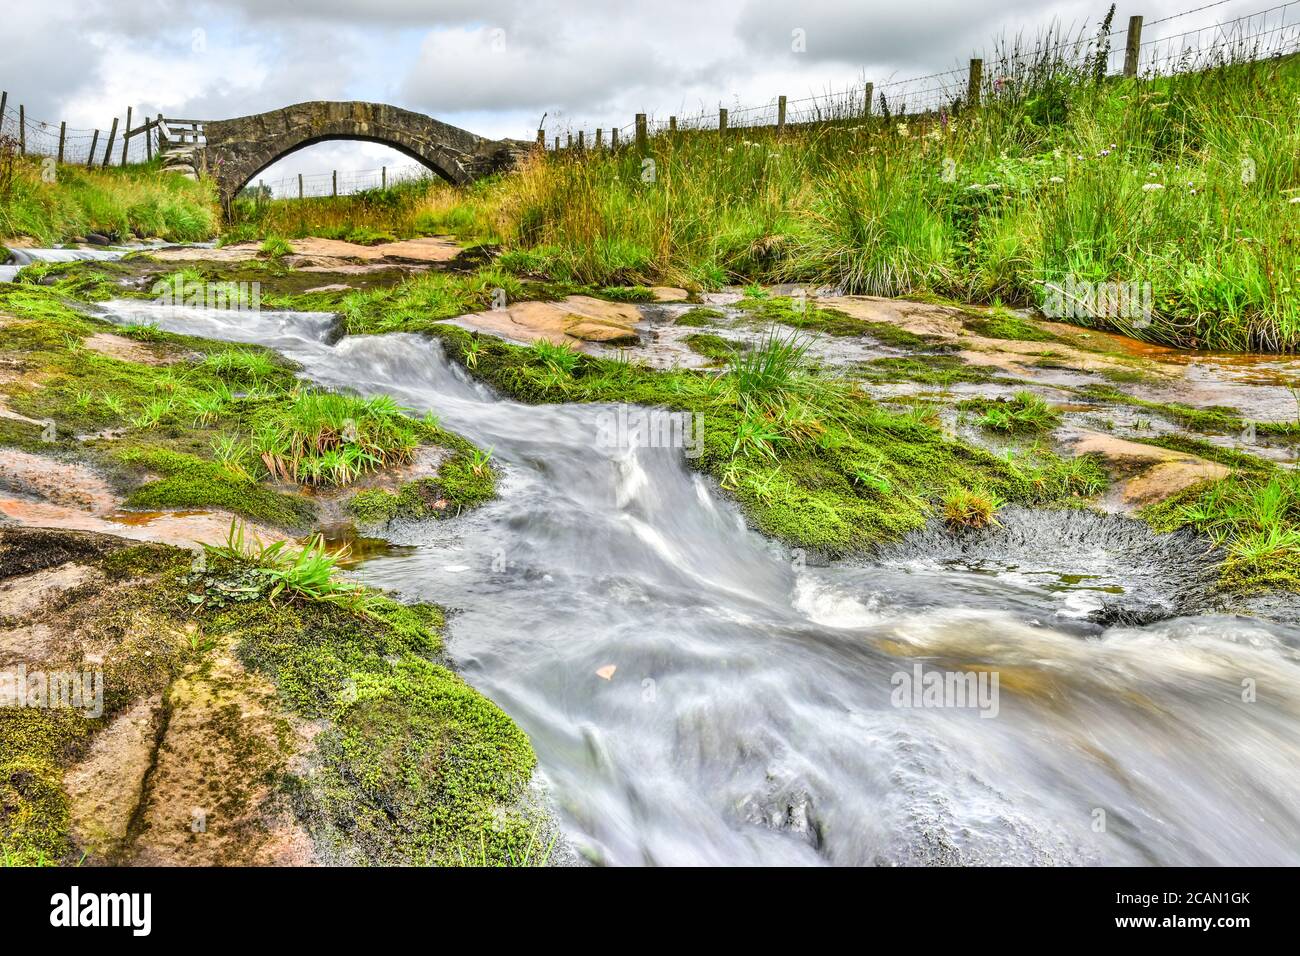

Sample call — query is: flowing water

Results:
[0,243,177,282]
[94,300,1300,866]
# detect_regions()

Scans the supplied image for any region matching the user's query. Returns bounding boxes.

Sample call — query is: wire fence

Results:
[545,0,1300,146]
[247,162,436,200]
[0,97,162,167]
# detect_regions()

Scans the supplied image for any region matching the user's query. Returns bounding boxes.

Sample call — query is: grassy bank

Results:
[0,155,218,246]
[223,38,1300,353]
[0,283,496,528]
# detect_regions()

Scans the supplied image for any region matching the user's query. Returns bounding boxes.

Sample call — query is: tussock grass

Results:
[1144,469,1300,593]
[266,35,1300,352]
[0,157,217,245]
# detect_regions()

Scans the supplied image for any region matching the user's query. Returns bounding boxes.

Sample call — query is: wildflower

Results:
[1290,196,1300,204]
[1142,183,1164,192]
[896,123,910,136]
[1048,176,1064,184]
[1075,154,1084,161]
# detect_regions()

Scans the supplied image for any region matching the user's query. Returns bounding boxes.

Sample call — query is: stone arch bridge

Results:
[158,101,530,213]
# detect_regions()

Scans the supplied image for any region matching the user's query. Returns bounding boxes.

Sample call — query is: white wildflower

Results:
[1142,183,1164,192]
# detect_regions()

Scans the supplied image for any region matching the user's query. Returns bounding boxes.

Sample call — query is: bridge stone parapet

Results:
[158,101,529,212]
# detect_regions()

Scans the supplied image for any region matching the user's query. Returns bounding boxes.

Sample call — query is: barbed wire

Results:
[0,101,158,166]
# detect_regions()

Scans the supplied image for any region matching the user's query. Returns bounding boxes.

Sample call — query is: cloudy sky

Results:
[0,0,1280,188]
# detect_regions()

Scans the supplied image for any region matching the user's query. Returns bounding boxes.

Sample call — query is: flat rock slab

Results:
[1063,428,1229,508]
[451,295,643,347]
[150,236,462,266]
[0,561,101,623]
[127,638,313,866]
[82,332,167,365]
[0,449,282,548]
[65,694,164,859]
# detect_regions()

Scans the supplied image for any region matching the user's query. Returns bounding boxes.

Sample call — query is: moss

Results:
[214,588,538,865]
[674,307,725,327]
[346,438,497,525]
[736,296,956,351]
[1126,433,1272,472]
[683,333,739,362]
[857,355,999,386]
[0,756,72,866]
[1078,384,1244,434]
[118,447,315,529]
[0,537,192,865]
[962,309,1060,342]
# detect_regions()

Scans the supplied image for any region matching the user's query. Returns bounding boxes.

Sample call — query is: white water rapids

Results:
[92,300,1300,866]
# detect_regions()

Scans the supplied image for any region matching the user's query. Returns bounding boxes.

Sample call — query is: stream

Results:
[93,300,1300,866]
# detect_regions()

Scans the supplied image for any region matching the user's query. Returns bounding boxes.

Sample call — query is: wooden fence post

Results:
[718,108,728,132]
[18,105,25,154]
[635,114,647,152]
[86,130,99,168]
[298,173,303,199]
[0,93,6,134]
[332,170,338,196]
[578,130,585,150]
[864,82,874,116]
[1124,16,1143,77]
[121,107,132,164]
[611,128,619,149]
[536,128,545,148]
[58,122,66,164]
[146,118,153,162]
[595,128,603,148]
[968,58,983,107]
[382,166,387,189]
[102,117,118,168]
[777,95,787,132]
[669,116,677,132]
[554,135,560,152]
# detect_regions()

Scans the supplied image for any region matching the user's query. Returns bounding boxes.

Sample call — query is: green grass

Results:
[0,284,495,528]
[858,354,1000,386]
[962,308,1061,342]
[425,323,1104,554]
[1143,469,1300,594]
[961,390,1061,434]
[361,45,1300,352]
[683,332,740,361]
[674,307,726,327]
[0,157,217,245]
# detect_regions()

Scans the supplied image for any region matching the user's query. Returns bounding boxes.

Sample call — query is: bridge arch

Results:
[175,101,526,212]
